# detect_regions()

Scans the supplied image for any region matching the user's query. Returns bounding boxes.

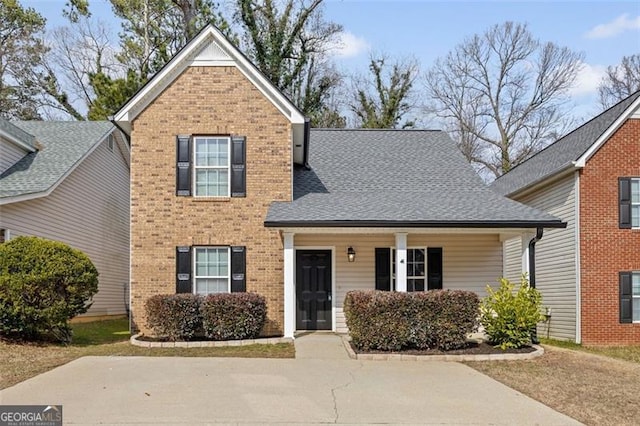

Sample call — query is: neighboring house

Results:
[0,119,130,320]
[492,91,640,345]
[115,24,565,337]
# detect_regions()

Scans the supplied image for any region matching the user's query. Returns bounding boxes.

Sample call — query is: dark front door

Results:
[296,250,332,330]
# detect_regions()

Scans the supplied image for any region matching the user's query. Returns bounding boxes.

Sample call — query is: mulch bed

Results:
[351,341,536,356]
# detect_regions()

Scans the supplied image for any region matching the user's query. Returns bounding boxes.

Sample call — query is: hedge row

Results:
[144,293,266,341]
[344,290,480,351]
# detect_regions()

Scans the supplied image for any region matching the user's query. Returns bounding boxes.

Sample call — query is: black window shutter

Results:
[176,246,192,293]
[231,136,246,197]
[427,248,443,290]
[375,248,391,291]
[619,178,632,229]
[176,135,192,196]
[620,272,633,323]
[231,246,246,292]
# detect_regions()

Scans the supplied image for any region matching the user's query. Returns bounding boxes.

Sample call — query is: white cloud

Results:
[569,62,607,96]
[585,13,640,39]
[328,31,370,58]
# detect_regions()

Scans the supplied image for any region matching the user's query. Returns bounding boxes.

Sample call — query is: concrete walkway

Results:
[0,334,581,425]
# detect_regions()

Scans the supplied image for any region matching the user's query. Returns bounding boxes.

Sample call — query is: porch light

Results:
[347,246,356,262]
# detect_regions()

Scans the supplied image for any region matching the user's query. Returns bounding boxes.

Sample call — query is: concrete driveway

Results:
[0,334,580,425]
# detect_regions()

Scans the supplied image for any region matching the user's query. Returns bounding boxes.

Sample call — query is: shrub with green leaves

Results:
[201,293,266,341]
[144,294,202,341]
[344,290,480,351]
[0,236,99,343]
[480,276,544,350]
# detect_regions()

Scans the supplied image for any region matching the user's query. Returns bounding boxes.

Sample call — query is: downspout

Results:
[528,227,544,343]
[528,227,544,288]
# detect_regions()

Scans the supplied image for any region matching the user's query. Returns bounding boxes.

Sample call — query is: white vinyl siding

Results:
[502,238,522,283]
[512,174,578,341]
[0,134,130,317]
[295,233,502,333]
[0,139,29,174]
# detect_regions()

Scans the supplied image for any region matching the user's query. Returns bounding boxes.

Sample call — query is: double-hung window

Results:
[375,247,443,292]
[194,247,230,295]
[391,248,426,292]
[194,136,230,197]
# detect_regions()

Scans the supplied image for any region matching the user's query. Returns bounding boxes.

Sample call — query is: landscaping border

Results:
[340,335,544,361]
[130,334,293,348]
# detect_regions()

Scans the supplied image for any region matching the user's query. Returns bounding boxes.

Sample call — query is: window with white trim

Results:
[193,136,230,197]
[193,247,230,295]
[632,178,639,228]
[633,273,640,322]
[391,248,426,292]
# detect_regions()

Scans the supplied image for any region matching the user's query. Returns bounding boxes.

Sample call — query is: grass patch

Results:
[71,318,131,346]
[0,318,294,390]
[541,337,640,364]
[467,345,640,426]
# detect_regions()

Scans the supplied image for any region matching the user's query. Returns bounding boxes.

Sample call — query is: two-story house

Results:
[493,91,640,345]
[114,25,566,337]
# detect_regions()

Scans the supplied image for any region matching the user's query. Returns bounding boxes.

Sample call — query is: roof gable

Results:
[0,121,114,203]
[113,24,305,134]
[492,90,640,196]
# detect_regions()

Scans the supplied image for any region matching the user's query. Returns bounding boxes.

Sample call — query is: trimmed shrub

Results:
[344,290,480,351]
[145,294,201,341]
[201,293,266,341]
[0,236,99,343]
[343,291,411,351]
[411,290,480,350]
[480,276,544,350]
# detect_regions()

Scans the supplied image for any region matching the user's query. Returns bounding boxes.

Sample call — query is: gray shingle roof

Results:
[0,118,36,150]
[0,121,114,199]
[266,129,564,227]
[491,91,640,196]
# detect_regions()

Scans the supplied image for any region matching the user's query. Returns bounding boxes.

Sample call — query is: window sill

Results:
[192,197,231,202]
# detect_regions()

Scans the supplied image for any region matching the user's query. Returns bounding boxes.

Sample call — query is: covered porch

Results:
[280,227,543,338]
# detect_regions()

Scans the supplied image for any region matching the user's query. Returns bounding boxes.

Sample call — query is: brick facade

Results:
[130,66,291,335]
[580,118,640,345]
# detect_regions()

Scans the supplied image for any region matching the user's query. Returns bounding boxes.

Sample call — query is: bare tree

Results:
[425,22,583,178]
[236,0,343,120]
[349,54,418,129]
[598,54,640,109]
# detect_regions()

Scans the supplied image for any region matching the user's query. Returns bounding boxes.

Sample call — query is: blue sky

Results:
[23,0,640,120]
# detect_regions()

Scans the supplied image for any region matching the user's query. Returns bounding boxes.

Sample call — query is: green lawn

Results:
[71,317,131,346]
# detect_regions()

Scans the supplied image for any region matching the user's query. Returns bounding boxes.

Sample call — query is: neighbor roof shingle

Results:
[266,129,563,227]
[0,121,114,199]
[491,91,640,196]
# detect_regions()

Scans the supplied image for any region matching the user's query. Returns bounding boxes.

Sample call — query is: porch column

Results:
[283,232,295,338]
[395,232,408,292]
